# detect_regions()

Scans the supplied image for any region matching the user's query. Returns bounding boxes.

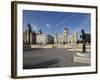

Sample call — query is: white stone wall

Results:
[54,35,58,44]
[54,32,78,44]
[58,36,64,44]
[36,34,54,44]
[36,34,48,44]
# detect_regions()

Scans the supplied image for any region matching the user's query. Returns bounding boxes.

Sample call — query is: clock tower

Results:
[63,28,68,44]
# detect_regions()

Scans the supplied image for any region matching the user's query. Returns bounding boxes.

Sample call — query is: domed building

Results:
[23,23,33,45]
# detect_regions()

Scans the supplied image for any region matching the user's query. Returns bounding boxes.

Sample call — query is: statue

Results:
[74,29,90,64]
[80,29,86,53]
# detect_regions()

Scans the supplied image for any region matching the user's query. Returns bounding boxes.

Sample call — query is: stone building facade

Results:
[67,32,78,44]
[36,34,54,44]
[63,28,68,44]
[23,24,78,45]
[54,28,78,44]
[23,24,36,45]
[23,24,32,45]
[32,31,36,44]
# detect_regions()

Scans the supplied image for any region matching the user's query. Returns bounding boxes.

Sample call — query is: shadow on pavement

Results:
[23,46,43,52]
[23,59,62,69]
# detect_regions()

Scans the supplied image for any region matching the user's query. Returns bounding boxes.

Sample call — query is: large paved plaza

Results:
[23,47,90,69]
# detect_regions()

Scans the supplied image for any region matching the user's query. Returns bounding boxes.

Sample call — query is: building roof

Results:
[64,28,68,30]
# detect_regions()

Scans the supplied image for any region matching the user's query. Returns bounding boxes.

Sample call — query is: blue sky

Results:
[23,10,91,36]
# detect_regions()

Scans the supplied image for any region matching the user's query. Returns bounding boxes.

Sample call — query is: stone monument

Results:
[73,29,90,64]
[81,29,86,53]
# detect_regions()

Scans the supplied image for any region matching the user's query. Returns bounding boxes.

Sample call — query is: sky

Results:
[23,10,91,36]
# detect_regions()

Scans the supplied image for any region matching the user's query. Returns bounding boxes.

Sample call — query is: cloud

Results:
[31,23,39,32]
[70,15,90,35]
[46,24,50,29]
[51,14,77,30]
[79,16,90,33]
[80,18,89,27]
